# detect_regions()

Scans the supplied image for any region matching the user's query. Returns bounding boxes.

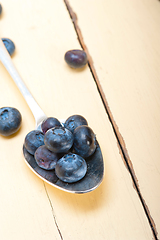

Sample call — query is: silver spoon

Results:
[0,39,104,193]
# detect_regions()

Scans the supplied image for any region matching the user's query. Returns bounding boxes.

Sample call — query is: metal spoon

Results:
[0,39,104,193]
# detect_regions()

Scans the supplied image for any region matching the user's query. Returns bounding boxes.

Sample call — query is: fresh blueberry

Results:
[55,153,87,183]
[2,38,15,56]
[44,126,73,153]
[64,114,88,133]
[35,145,61,170]
[64,49,88,68]
[0,4,2,15]
[41,117,61,134]
[0,107,22,136]
[24,130,44,155]
[73,125,97,158]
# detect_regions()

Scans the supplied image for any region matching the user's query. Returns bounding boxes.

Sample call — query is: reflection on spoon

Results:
[0,39,104,193]
[23,141,104,194]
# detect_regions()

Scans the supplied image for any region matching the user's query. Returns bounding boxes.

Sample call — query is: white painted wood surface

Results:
[69,0,160,238]
[0,0,158,239]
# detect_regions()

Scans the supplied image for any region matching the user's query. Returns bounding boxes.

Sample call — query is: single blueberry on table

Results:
[73,125,97,158]
[35,145,62,170]
[41,117,61,134]
[0,107,22,136]
[2,38,15,56]
[55,153,87,183]
[0,4,2,15]
[44,126,73,153]
[64,114,88,133]
[64,49,88,69]
[24,130,44,155]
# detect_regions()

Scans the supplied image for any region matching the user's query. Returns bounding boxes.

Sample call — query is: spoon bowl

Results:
[0,39,104,193]
[23,141,103,194]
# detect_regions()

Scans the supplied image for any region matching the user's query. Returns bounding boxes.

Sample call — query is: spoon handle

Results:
[0,39,47,127]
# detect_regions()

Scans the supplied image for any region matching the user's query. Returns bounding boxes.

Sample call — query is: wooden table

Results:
[0,0,159,239]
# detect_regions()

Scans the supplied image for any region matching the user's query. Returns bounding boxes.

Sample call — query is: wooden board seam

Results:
[63,0,158,239]
[43,182,63,240]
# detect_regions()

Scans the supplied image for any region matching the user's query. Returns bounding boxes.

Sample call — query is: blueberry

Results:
[73,125,97,158]
[35,145,61,170]
[44,126,73,153]
[41,117,61,134]
[64,49,88,68]
[0,107,22,136]
[0,4,2,15]
[24,130,44,155]
[2,38,15,56]
[64,114,88,133]
[55,153,87,183]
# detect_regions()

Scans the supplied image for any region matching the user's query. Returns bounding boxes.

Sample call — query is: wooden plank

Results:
[0,0,154,239]
[67,0,160,237]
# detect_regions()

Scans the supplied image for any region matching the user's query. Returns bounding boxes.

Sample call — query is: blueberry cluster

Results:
[24,115,97,183]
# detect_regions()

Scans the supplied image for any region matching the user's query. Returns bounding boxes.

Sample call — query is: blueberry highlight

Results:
[2,38,15,56]
[24,130,44,155]
[55,153,87,183]
[73,125,97,158]
[44,126,73,153]
[64,49,88,68]
[41,117,61,134]
[64,114,88,133]
[0,107,22,136]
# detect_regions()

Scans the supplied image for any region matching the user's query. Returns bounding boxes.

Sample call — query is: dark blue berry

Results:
[2,38,15,56]
[35,145,61,170]
[41,117,61,134]
[0,107,22,136]
[0,4,2,15]
[44,126,73,153]
[23,145,59,183]
[64,114,88,133]
[64,50,88,68]
[55,153,87,183]
[24,130,44,155]
[73,125,96,158]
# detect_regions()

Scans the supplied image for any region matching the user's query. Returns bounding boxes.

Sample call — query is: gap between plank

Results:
[43,182,63,240]
[63,0,158,239]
